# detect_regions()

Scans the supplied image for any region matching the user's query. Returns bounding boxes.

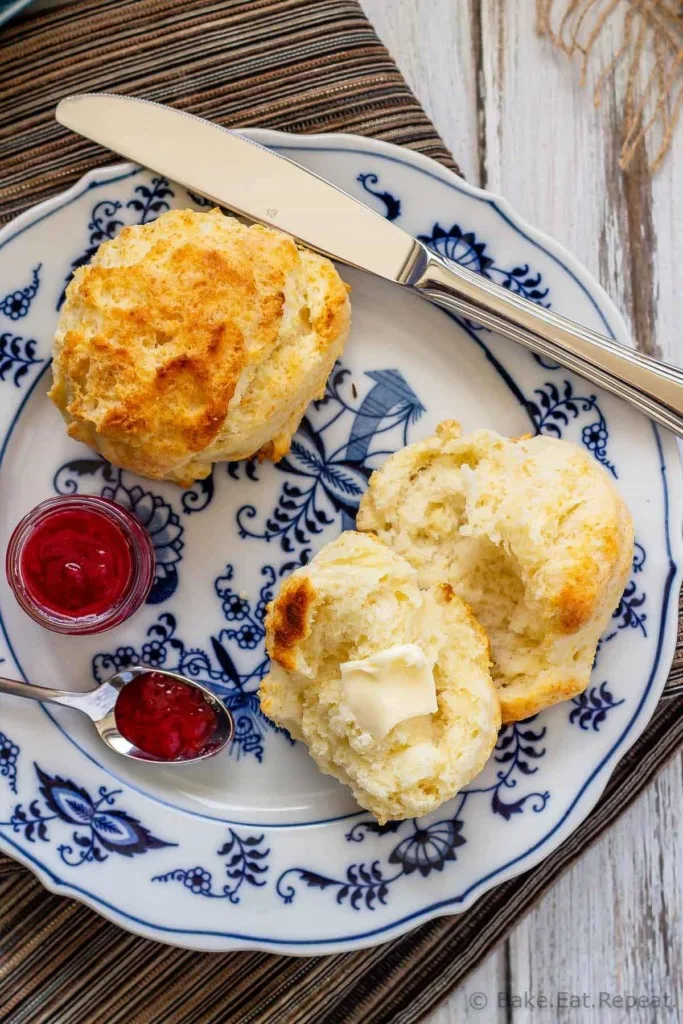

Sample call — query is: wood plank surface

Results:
[360,1,682,1021]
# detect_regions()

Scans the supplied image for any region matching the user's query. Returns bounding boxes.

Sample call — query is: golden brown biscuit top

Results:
[356,421,635,722]
[267,576,316,672]
[49,209,349,483]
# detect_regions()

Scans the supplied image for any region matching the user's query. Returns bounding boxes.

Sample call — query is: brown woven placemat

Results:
[0,2,681,1022]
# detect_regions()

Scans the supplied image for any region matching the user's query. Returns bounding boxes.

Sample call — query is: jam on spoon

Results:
[6,495,154,635]
[0,666,233,764]
[115,671,220,761]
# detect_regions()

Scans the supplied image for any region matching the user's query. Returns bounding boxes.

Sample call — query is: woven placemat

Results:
[0,2,681,1022]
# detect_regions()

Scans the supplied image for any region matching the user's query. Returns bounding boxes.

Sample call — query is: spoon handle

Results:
[0,674,93,708]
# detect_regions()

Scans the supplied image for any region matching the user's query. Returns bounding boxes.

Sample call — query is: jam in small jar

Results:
[115,672,219,760]
[6,495,154,635]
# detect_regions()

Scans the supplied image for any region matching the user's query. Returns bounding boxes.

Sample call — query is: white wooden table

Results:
[360,3,682,1022]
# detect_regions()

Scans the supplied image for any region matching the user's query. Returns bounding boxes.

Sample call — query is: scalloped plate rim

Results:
[0,130,680,955]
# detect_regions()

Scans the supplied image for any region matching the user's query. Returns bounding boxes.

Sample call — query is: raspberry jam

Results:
[115,672,219,760]
[6,496,154,634]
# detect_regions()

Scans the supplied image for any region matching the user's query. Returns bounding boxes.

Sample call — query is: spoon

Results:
[0,666,234,763]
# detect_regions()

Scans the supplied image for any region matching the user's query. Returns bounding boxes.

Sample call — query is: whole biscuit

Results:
[49,208,350,485]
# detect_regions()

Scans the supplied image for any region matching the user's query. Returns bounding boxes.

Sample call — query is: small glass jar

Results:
[5,495,155,635]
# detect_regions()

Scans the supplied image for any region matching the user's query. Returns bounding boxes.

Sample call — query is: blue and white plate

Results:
[0,131,680,954]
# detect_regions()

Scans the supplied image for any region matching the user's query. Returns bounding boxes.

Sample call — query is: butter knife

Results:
[56,93,683,438]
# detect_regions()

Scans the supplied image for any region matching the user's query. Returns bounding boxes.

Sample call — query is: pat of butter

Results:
[340,644,437,740]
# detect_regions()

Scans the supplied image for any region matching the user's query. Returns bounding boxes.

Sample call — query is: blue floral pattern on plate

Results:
[0,761,174,866]
[569,683,625,732]
[277,814,465,910]
[153,829,269,902]
[0,731,19,795]
[232,365,424,555]
[0,134,678,954]
[0,265,41,321]
[0,332,42,388]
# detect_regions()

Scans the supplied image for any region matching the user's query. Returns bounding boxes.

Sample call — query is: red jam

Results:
[6,496,155,635]
[115,672,219,760]
[21,507,133,617]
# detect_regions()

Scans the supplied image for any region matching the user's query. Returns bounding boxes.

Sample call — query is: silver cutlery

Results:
[0,667,234,763]
[56,93,683,438]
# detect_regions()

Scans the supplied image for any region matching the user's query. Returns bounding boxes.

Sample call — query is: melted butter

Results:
[339,643,437,740]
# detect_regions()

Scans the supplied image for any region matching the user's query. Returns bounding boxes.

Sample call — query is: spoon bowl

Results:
[0,667,234,764]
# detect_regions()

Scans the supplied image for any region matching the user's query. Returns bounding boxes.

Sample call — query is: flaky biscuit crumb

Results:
[260,532,500,824]
[357,422,634,722]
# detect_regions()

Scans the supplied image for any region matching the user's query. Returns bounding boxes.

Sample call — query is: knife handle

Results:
[410,249,683,440]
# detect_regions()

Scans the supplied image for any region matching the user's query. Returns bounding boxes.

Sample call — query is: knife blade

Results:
[55,93,422,284]
[55,92,683,438]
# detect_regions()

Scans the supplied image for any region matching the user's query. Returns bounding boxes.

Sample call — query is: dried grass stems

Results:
[537,0,682,171]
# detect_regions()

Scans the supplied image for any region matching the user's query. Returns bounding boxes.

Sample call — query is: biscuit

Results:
[357,422,634,722]
[260,531,500,823]
[49,208,350,485]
